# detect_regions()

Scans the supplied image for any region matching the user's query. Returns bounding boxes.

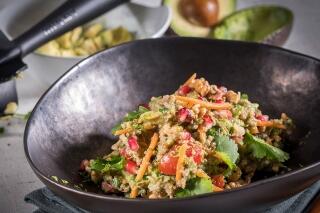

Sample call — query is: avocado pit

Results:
[179,0,219,27]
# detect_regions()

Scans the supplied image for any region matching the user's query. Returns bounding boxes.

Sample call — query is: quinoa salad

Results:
[79,73,294,199]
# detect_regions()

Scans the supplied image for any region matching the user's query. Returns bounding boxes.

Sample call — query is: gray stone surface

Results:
[0,0,319,212]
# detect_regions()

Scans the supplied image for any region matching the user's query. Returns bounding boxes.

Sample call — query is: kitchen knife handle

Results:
[13,0,129,57]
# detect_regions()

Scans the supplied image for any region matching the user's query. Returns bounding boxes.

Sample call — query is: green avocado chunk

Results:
[210,6,293,42]
[165,0,236,37]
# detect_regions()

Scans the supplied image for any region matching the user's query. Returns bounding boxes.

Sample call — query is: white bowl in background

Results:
[3,2,171,86]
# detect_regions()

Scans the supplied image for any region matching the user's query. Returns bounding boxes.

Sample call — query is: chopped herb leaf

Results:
[175,178,213,198]
[111,124,122,134]
[215,135,239,170]
[244,132,289,162]
[51,176,59,182]
[0,127,4,134]
[90,156,124,173]
[61,179,69,184]
[215,151,236,170]
[124,106,149,121]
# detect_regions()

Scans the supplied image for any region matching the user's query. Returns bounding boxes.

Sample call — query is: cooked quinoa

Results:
[79,73,294,199]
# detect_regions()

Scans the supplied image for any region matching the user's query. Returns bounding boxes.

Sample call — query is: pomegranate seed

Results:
[181,131,192,140]
[79,159,89,171]
[125,160,137,174]
[177,108,191,122]
[128,136,139,151]
[215,99,224,104]
[256,114,269,121]
[203,115,213,129]
[179,85,191,95]
[193,154,202,164]
[186,147,193,157]
[101,181,114,192]
[186,144,202,164]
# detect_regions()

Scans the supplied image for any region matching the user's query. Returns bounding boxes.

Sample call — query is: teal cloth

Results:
[25,181,320,213]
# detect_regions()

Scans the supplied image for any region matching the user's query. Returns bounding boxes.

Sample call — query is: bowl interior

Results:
[25,38,320,196]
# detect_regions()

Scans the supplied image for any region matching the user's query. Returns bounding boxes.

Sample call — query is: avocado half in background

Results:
[210,6,294,46]
[165,0,236,37]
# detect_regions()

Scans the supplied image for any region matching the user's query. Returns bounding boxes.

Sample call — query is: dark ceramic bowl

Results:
[24,37,320,213]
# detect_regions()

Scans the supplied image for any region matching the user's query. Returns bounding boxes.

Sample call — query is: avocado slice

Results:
[210,6,293,44]
[165,0,236,37]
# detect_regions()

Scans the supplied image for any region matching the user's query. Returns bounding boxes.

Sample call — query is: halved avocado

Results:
[165,0,236,37]
[210,6,293,45]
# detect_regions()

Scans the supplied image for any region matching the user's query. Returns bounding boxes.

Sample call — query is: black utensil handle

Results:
[14,0,129,57]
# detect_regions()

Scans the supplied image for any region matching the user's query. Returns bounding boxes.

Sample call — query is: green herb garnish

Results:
[215,135,239,170]
[175,178,213,198]
[111,124,122,134]
[124,106,149,121]
[244,132,289,162]
[90,156,124,173]
[51,176,59,182]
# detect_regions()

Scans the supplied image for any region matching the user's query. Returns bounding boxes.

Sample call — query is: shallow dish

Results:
[24,37,320,213]
[3,1,171,85]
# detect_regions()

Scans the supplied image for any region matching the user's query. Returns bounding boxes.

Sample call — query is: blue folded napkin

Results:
[25,181,320,213]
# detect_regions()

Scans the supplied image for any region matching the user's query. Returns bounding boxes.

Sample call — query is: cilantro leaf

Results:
[124,106,149,121]
[90,156,124,173]
[215,151,236,170]
[244,132,289,162]
[175,178,213,198]
[215,135,239,170]
[111,124,122,134]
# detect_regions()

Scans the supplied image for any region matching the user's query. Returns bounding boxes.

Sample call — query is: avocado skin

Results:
[165,0,237,37]
[210,6,293,45]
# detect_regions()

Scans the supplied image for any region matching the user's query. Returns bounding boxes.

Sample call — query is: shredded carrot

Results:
[114,127,132,136]
[182,73,197,87]
[176,100,194,108]
[130,133,159,198]
[257,120,286,129]
[130,186,138,198]
[135,133,159,181]
[176,144,187,182]
[196,169,210,179]
[174,96,232,110]
[212,185,224,192]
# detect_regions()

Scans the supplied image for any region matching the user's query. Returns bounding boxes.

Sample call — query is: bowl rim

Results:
[24,37,320,202]
[32,5,172,60]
